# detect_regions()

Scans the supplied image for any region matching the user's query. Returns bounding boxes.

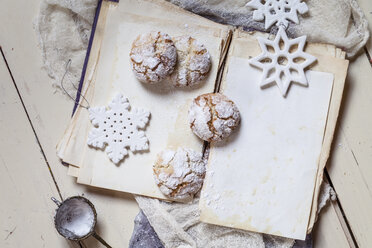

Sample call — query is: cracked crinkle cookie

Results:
[170,36,211,87]
[130,31,177,84]
[188,93,240,142]
[153,148,206,201]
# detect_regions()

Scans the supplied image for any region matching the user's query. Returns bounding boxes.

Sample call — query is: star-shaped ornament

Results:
[249,26,317,97]
[246,0,308,30]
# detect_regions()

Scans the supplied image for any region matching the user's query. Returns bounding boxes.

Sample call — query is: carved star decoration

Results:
[246,0,308,30]
[249,26,317,97]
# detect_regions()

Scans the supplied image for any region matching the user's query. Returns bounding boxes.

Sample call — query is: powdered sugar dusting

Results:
[55,198,95,240]
[130,31,177,84]
[188,93,240,142]
[170,36,211,87]
[153,148,206,201]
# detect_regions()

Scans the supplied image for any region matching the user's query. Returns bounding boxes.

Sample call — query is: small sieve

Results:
[51,196,112,248]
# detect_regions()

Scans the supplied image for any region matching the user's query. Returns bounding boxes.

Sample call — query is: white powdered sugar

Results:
[169,35,211,87]
[130,31,177,84]
[153,148,206,201]
[188,93,240,142]
[55,198,95,239]
[61,204,94,237]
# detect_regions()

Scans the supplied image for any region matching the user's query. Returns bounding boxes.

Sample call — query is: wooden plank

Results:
[0,0,139,247]
[357,0,372,55]
[327,53,372,247]
[0,53,77,247]
[0,0,366,247]
[313,201,354,248]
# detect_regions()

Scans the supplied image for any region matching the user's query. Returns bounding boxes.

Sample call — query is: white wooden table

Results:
[0,0,371,247]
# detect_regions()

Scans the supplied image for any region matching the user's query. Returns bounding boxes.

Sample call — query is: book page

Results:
[200,56,333,240]
[58,0,229,199]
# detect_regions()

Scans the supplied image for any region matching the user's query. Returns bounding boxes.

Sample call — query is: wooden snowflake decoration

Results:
[249,26,317,96]
[246,0,308,29]
[87,94,150,164]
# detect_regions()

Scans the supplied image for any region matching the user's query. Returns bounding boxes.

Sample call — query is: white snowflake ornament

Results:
[246,0,308,30]
[87,94,150,164]
[249,26,316,96]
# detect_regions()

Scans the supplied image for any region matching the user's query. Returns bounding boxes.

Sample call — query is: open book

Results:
[57,0,349,240]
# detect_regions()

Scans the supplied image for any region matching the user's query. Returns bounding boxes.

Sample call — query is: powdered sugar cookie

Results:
[188,93,240,142]
[130,31,177,84]
[170,36,211,87]
[153,148,206,201]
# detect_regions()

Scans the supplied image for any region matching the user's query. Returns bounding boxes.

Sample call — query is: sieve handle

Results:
[51,197,62,207]
[92,232,112,248]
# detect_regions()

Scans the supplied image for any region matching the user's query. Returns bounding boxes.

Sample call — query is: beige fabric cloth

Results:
[295,0,369,58]
[36,0,352,247]
[36,0,97,95]
[169,0,369,58]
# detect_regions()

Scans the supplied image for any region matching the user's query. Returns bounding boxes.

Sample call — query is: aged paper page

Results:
[58,1,229,199]
[200,57,333,240]
[196,30,348,236]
